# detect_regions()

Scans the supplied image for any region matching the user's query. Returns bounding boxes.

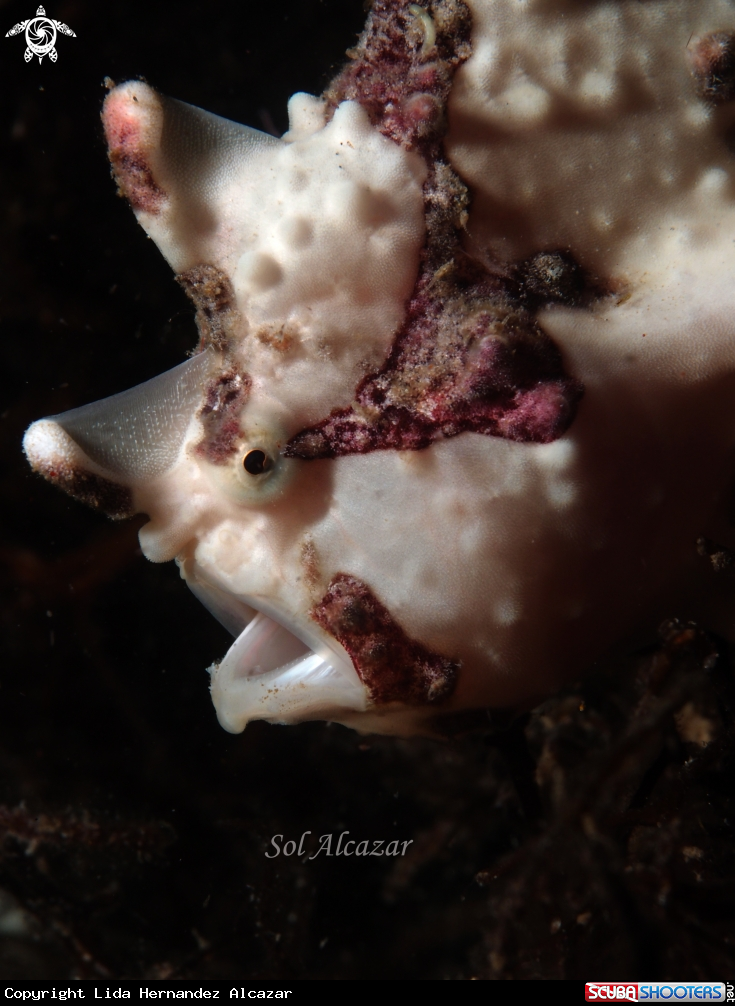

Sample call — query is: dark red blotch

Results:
[312,574,458,706]
[195,369,251,465]
[325,0,472,154]
[287,270,583,460]
[37,461,133,520]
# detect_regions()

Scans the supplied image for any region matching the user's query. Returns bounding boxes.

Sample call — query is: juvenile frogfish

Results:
[22,0,735,736]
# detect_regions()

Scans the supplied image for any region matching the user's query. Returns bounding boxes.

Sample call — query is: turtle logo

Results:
[5,5,76,63]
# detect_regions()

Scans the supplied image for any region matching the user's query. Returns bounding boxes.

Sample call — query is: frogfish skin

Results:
[22,0,735,736]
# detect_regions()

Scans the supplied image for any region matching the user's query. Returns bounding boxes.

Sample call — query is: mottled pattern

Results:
[324,0,472,152]
[104,84,165,215]
[195,369,251,464]
[176,264,239,353]
[312,574,458,705]
[21,0,735,743]
[9,0,735,980]
[288,271,582,458]
[513,250,610,312]
[690,31,735,104]
[29,459,133,520]
[292,0,586,461]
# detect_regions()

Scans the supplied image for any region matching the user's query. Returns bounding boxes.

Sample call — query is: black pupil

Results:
[243,449,269,475]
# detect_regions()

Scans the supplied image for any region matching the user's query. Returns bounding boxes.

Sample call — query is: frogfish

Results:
[23,0,735,735]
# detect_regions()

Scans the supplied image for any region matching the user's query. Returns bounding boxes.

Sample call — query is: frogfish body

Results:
[23,0,735,735]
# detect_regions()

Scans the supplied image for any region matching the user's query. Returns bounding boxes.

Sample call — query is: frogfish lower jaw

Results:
[181,557,454,737]
[179,556,370,732]
[209,613,368,734]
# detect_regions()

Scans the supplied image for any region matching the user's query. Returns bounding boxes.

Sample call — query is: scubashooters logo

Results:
[3,990,293,999]
[585,984,727,1001]
[5,5,76,63]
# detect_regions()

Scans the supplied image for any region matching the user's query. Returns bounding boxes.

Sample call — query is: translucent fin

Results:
[158,94,281,202]
[102,81,281,270]
[47,350,213,481]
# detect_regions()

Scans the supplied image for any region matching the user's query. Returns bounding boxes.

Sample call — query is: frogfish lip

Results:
[179,559,367,732]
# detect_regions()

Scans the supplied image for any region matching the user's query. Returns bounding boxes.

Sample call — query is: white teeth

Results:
[209,612,367,732]
[221,612,310,679]
[181,559,368,730]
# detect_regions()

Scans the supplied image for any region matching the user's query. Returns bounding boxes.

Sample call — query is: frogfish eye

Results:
[243,449,271,475]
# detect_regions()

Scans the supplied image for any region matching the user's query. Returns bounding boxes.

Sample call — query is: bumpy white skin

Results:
[450,0,735,274]
[22,0,735,735]
[102,84,427,423]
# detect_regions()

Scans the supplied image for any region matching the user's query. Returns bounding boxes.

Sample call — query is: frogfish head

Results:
[23,76,459,737]
[23,1,735,737]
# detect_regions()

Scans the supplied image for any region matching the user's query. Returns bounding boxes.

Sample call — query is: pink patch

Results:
[402,92,439,127]
[324,0,471,152]
[195,370,251,464]
[287,273,583,460]
[102,89,165,215]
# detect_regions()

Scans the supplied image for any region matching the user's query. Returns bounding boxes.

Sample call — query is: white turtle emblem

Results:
[5,5,76,63]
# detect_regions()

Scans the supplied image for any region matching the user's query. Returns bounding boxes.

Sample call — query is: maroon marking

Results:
[312,574,458,706]
[195,369,251,464]
[286,270,583,459]
[324,0,471,153]
[690,31,735,104]
[108,150,165,214]
[290,2,589,463]
[177,264,238,352]
[33,459,133,520]
[103,90,165,215]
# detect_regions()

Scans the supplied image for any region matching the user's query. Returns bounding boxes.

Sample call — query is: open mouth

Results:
[181,560,368,732]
